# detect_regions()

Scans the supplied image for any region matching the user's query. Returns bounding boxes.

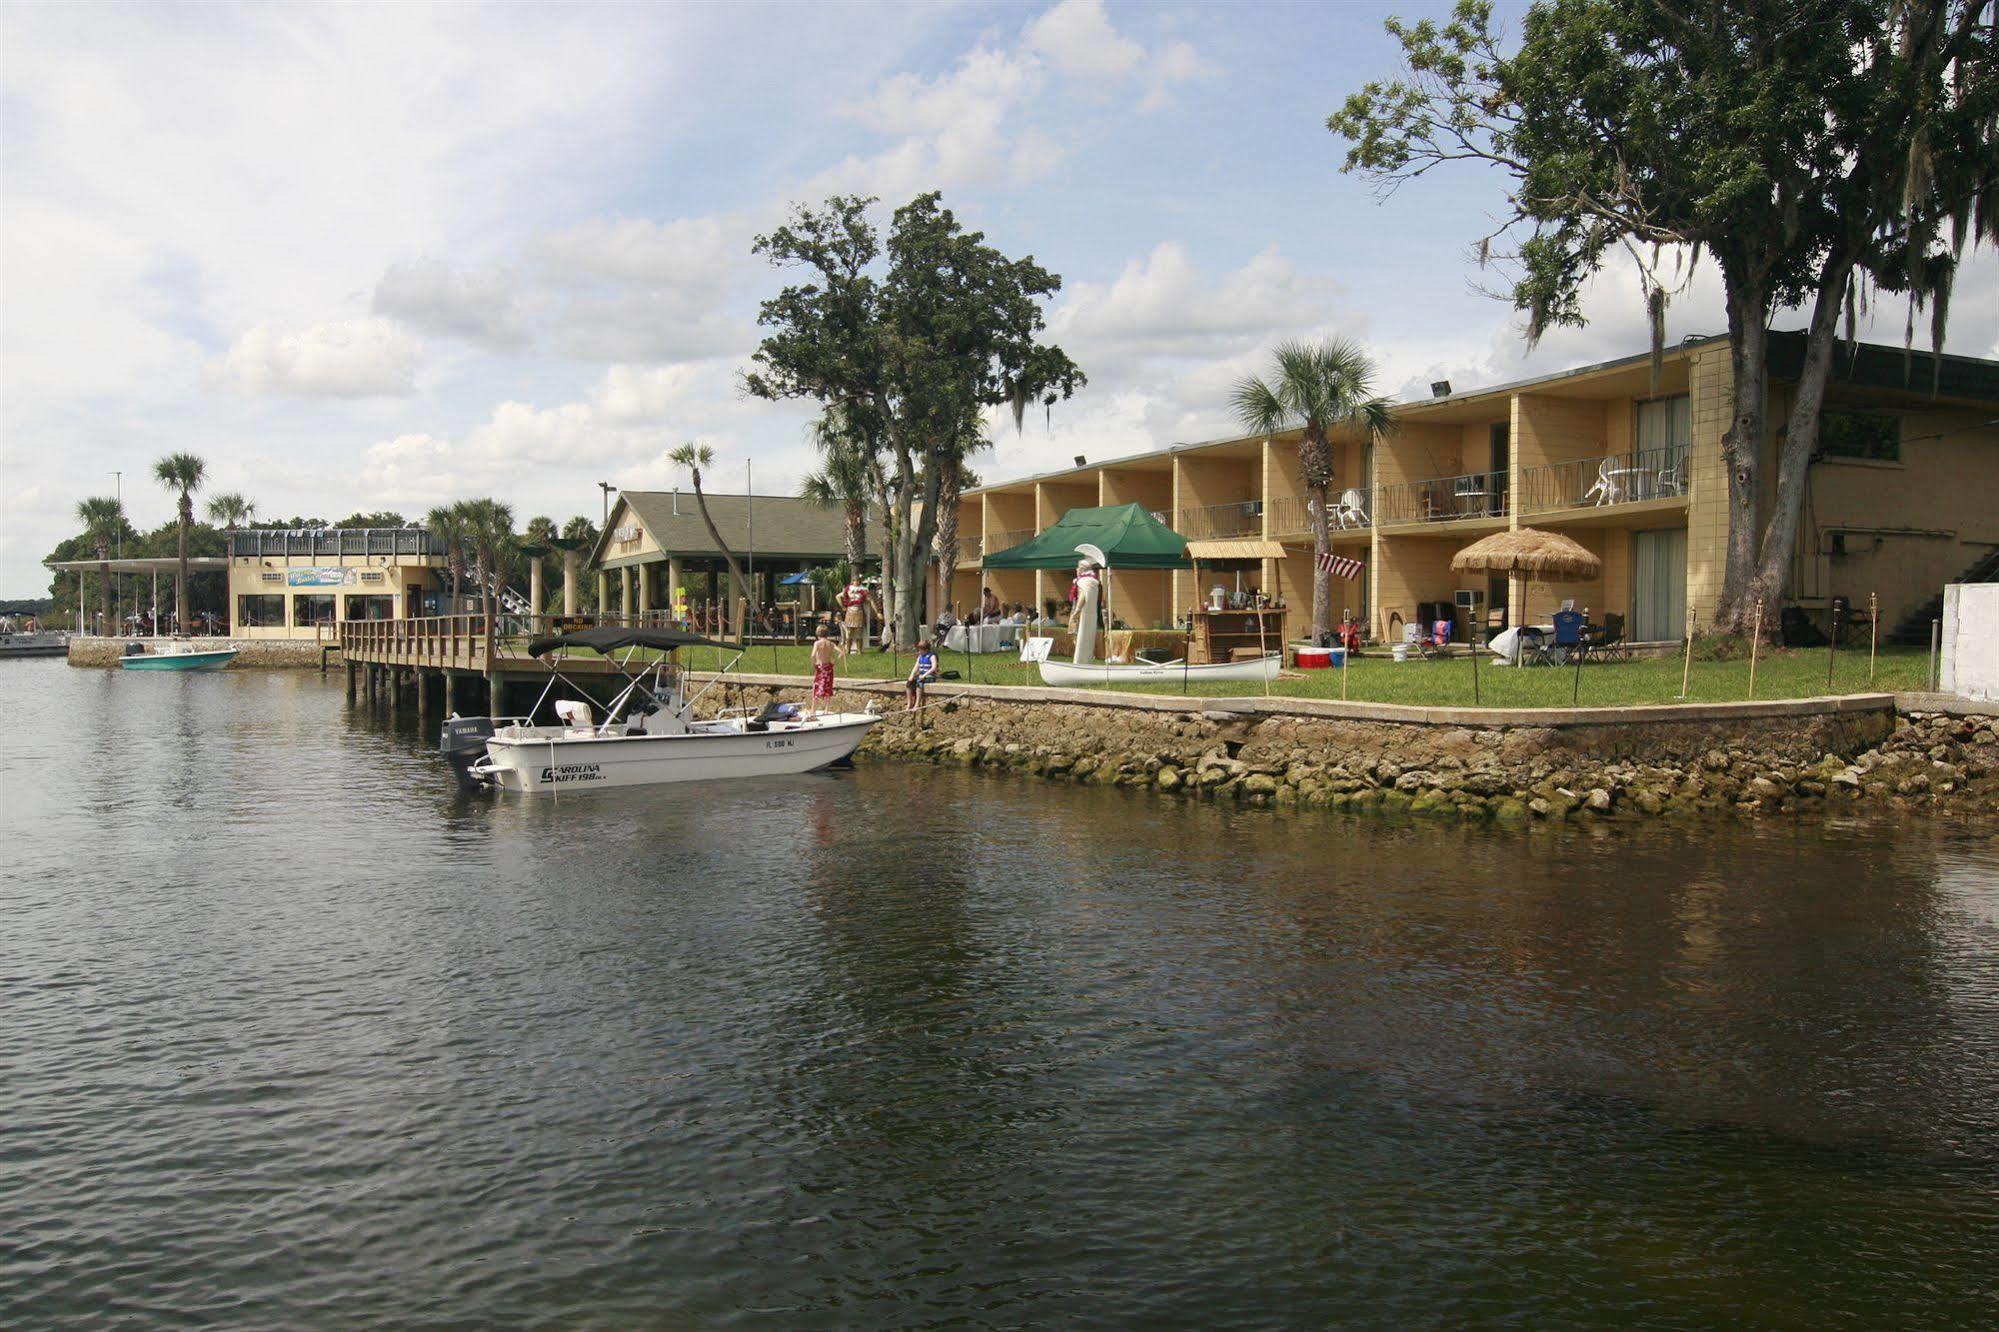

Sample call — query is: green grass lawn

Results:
[657,640,1932,709]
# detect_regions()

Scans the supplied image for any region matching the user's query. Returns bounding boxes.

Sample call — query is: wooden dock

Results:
[339,614,665,714]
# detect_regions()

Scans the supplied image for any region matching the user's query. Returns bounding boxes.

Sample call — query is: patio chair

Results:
[1588,612,1633,662]
[1581,459,1622,507]
[1654,462,1685,496]
[1549,608,1586,665]
[1334,488,1370,530]
[1515,626,1557,667]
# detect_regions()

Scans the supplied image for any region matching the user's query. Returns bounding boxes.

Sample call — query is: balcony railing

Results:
[948,534,982,565]
[1269,492,1371,537]
[1517,446,1690,516]
[1375,470,1508,526]
[985,527,1036,556]
[1175,500,1262,540]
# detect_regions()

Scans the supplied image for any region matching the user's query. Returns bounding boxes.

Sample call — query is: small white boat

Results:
[1037,653,1280,687]
[443,626,880,794]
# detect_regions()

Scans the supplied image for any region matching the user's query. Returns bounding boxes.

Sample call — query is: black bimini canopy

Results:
[526,626,734,656]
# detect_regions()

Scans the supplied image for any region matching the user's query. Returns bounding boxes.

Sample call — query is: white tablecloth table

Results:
[945,621,1030,653]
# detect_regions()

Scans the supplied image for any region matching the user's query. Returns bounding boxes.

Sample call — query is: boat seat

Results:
[553,700,593,733]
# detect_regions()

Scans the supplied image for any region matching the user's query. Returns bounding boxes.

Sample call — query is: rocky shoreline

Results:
[734,679,1999,822]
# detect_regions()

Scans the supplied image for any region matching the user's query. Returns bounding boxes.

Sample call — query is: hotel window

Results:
[1818,409,1900,462]
[343,594,395,621]
[1634,395,1691,463]
[237,594,285,628]
[292,594,336,627]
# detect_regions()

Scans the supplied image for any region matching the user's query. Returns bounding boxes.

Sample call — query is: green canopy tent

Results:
[980,503,1190,570]
[982,503,1189,635]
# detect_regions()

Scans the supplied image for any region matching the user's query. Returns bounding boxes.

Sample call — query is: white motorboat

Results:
[1037,653,1280,687]
[442,625,880,794]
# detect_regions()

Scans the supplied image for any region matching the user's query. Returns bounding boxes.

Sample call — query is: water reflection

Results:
[0,659,1994,1327]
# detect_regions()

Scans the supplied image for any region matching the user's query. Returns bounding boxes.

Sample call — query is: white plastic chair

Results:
[1334,488,1370,529]
[1581,459,1622,507]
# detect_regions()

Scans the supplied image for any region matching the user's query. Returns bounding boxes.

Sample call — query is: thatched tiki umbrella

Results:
[1452,527,1602,671]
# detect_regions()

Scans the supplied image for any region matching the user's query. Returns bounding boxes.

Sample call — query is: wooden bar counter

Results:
[1189,607,1288,664]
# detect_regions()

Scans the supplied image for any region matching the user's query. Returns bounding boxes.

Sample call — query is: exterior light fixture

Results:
[1431,380,1453,398]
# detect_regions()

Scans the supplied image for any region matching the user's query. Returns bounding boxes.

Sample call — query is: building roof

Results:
[46,556,229,574]
[596,490,853,567]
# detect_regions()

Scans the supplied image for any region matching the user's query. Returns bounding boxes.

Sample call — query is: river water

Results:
[2,659,1996,1328]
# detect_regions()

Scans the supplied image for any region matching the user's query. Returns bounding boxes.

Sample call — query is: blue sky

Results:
[3,0,1994,595]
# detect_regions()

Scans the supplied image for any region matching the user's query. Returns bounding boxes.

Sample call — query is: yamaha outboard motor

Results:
[439,716,497,789]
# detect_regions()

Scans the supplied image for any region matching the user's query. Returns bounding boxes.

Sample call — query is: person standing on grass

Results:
[904,639,938,712]
[807,624,844,720]
[838,577,874,654]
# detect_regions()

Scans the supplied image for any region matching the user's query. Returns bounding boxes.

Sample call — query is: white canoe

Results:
[471,711,881,793]
[1038,654,1280,687]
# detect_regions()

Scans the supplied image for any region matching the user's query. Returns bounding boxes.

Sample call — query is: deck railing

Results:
[1176,500,1263,540]
[1375,469,1508,526]
[1268,492,1371,537]
[1516,446,1689,516]
[984,527,1037,557]
[951,535,983,566]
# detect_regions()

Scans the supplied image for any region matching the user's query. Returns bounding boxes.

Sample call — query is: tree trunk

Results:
[176,498,191,634]
[688,473,750,637]
[97,541,112,638]
[1310,481,1333,643]
[1746,249,1861,617]
[844,502,866,573]
[934,459,961,624]
[1711,273,1770,633]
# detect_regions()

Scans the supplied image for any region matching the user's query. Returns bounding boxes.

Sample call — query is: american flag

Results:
[1317,551,1365,581]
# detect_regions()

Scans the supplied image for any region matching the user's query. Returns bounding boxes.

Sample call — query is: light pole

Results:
[599,480,614,529]
[113,470,122,633]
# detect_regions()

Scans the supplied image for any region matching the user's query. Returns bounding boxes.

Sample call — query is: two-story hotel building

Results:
[942,334,1999,646]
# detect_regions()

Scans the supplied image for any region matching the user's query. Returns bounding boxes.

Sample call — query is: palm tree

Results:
[76,495,124,636]
[799,406,876,573]
[561,515,598,613]
[152,452,205,633]
[425,504,469,612]
[667,443,749,636]
[521,516,558,616]
[453,498,515,635]
[1232,339,1395,642]
[205,492,255,530]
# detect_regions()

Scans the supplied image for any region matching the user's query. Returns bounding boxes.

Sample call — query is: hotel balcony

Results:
[985,527,1037,557]
[1268,492,1370,539]
[952,534,982,566]
[1375,469,1509,528]
[1175,500,1262,540]
[1517,446,1689,518]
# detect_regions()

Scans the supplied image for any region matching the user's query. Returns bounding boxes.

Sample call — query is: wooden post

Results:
[443,671,458,717]
[1825,603,1842,691]
[416,669,429,714]
[1678,608,1696,699]
[345,660,357,700]
[1868,591,1878,685]
[1748,599,1763,700]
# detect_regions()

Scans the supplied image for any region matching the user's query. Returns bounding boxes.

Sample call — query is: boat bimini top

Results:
[525,625,734,656]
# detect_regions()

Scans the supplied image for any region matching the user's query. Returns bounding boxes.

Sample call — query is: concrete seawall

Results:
[67,638,332,669]
[699,674,1999,822]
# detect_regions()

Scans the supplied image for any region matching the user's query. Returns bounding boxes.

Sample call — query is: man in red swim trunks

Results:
[806,624,844,720]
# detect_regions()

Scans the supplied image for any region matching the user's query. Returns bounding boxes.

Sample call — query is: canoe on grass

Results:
[1037,654,1280,687]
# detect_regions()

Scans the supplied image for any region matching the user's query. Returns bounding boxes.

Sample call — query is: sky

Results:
[3,0,1995,596]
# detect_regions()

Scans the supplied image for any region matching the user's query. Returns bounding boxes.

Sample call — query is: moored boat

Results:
[1037,653,1281,687]
[120,640,238,671]
[0,631,68,659]
[442,625,881,794]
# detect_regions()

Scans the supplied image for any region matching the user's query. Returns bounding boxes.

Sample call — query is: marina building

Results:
[226,527,451,639]
[589,490,854,624]
[943,334,1999,645]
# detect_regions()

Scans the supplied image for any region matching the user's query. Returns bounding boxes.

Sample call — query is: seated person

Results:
[904,639,939,711]
[1338,608,1362,653]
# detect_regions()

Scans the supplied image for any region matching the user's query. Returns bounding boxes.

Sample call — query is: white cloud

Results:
[373,259,526,349]
[824,46,1061,198]
[1024,0,1207,110]
[1053,242,1346,363]
[1026,0,1143,80]
[531,215,739,292]
[1140,40,1208,113]
[592,363,702,423]
[209,318,421,398]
